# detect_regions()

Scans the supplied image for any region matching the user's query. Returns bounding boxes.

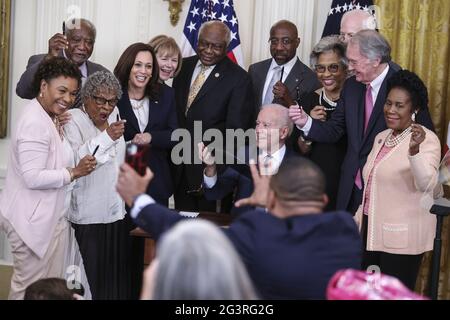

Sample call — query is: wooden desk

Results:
[130,212,234,265]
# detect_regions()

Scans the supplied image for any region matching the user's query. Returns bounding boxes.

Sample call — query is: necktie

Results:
[355,85,374,190]
[364,84,374,132]
[186,64,208,115]
[263,66,281,106]
[261,154,274,176]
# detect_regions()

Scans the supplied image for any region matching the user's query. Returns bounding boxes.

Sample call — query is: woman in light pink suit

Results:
[0,57,96,299]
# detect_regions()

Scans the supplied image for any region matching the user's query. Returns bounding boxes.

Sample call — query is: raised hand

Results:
[107,120,126,141]
[116,163,154,207]
[409,123,426,156]
[235,161,271,208]
[198,142,217,177]
[310,105,327,122]
[48,33,68,57]
[273,82,295,107]
[288,104,309,127]
[73,155,97,178]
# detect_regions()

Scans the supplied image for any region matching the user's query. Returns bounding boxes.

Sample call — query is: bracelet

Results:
[66,167,75,182]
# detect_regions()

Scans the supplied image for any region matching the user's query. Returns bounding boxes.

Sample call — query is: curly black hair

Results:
[32,56,82,97]
[387,70,428,111]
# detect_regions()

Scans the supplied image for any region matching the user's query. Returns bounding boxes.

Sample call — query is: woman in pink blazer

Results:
[355,70,441,290]
[0,57,96,299]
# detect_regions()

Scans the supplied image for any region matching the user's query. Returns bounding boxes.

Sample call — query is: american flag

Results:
[322,0,374,37]
[180,0,244,68]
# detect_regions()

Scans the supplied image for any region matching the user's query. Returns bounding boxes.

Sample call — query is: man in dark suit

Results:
[290,30,435,214]
[248,20,321,110]
[16,18,108,108]
[199,104,296,216]
[116,157,361,299]
[172,21,254,212]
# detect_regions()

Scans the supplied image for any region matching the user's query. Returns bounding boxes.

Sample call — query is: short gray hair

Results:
[152,220,258,300]
[198,20,231,46]
[261,104,294,136]
[65,18,97,40]
[310,35,348,70]
[80,71,122,103]
[349,29,391,63]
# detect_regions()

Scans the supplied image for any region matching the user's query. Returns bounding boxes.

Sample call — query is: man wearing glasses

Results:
[16,18,108,109]
[248,20,321,110]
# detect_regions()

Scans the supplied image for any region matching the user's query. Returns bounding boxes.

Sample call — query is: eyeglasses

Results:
[92,95,118,107]
[268,37,296,47]
[314,63,340,74]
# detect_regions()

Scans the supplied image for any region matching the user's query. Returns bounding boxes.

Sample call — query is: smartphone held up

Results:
[125,143,149,176]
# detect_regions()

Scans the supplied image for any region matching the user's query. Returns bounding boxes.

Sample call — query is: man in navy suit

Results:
[172,20,254,212]
[289,30,435,214]
[199,104,295,216]
[116,157,361,299]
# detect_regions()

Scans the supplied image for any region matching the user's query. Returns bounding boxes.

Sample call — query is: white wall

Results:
[0,0,332,263]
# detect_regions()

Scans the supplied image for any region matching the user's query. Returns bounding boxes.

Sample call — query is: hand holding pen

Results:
[106,113,126,141]
[47,22,69,58]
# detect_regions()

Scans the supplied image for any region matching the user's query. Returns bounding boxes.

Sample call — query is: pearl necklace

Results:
[384,126,412,147]
[130,98,146,110]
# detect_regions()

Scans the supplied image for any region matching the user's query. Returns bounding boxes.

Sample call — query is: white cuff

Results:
[203,173,217,188]
[296,115,313,136]
[130,194,155,219]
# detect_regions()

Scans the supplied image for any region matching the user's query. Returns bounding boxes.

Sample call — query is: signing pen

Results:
[92,145,100,156]
[280,67,285,83]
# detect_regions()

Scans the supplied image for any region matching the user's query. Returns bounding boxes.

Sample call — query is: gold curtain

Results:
[375,0,450,299]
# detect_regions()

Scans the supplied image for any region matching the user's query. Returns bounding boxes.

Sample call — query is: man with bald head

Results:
[16,18,108,108]
[248,20,320,109]
[172,20,254,212]
[199,104,296,215]
[339,9,377,43]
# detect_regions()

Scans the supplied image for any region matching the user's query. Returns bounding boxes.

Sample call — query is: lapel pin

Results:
[215,73,220,78]
[295,79,299,82]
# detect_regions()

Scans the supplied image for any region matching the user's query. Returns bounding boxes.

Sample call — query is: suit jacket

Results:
[203,146,297,215]
[16,53,108,100]
[172,56,255,190]
[248,57,321,109]
[306,62,435,211]
[133,204,362,299]
[354,126,441,255]
[0,99,71,258]
[118,84,178,204]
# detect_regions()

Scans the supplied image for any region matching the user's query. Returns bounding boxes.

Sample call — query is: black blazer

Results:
[172,55,255,190]
[118,84,178,204]
[133,203,362,299]
[306,62,434,211]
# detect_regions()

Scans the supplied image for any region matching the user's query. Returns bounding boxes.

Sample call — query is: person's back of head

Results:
[268,157,327,215]
[149,220,258,300]
[24,278,82,300]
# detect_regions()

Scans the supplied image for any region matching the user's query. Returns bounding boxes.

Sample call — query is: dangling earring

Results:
[411,112,416,122]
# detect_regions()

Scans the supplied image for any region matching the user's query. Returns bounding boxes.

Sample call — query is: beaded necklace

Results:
[385,126,412,147]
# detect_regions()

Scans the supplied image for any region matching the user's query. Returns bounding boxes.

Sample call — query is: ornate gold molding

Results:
[164,0,185,26]
[0,0,11,138]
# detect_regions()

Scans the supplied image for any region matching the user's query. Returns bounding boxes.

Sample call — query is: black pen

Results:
[280,67,284,83]
[92,145,100,156]
[62,21,66,36]
[116,114,119,122]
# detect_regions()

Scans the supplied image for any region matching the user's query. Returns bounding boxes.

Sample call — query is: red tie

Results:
[355,85,374,190]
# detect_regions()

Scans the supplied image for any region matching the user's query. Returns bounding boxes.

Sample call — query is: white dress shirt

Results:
[204,145,287,188]
[298,65,390,136]
[64,107,126,224]
[130,97,150,133]
[262,56,297,104]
